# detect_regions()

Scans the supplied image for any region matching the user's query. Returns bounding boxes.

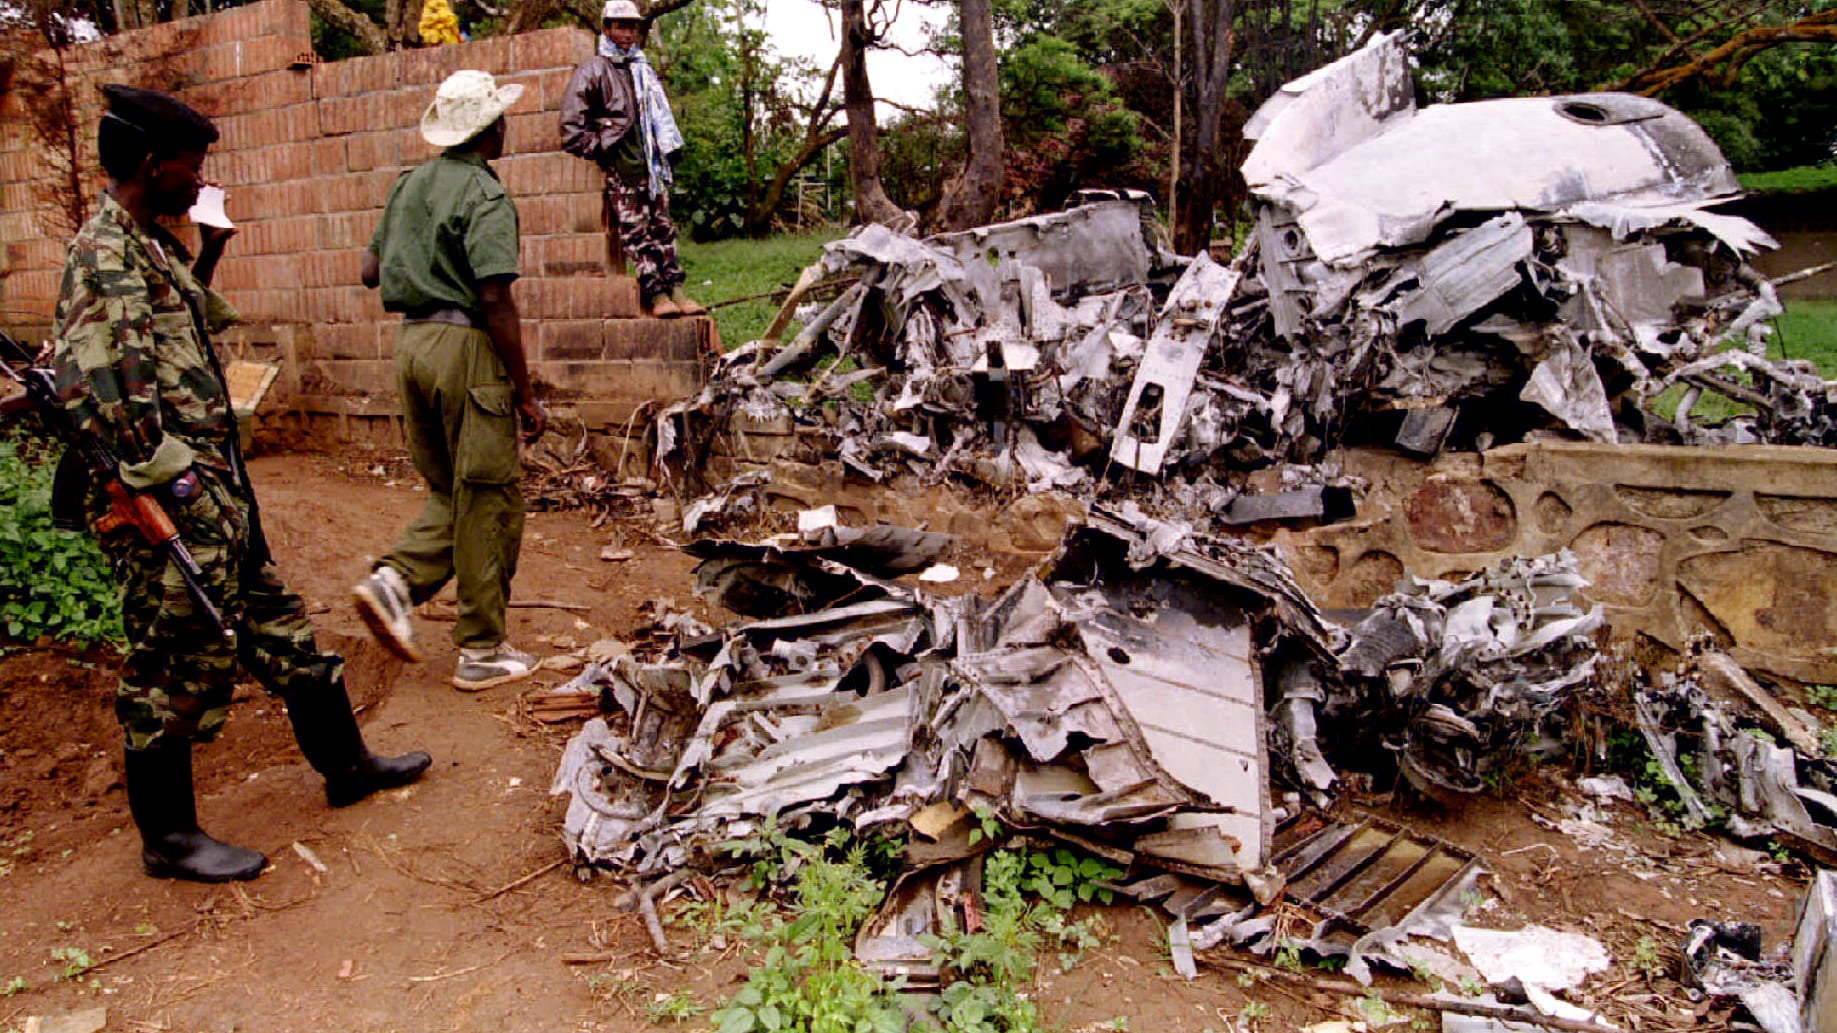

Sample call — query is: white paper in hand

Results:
[188,185,234,229]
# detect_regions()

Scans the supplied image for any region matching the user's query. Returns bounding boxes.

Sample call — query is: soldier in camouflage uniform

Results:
[52,85,431,883]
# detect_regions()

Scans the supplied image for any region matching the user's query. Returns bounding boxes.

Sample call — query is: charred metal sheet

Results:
[1684,920,1800,1033]
[1218,486,1357,527]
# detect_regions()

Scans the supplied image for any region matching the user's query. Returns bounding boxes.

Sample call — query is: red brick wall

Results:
[0,0,705,444]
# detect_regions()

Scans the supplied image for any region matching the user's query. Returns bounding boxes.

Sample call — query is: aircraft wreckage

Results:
[654,32,1828,507]
[537,32,1837,1033]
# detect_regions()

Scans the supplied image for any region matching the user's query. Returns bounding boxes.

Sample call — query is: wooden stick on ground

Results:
[474,858,567,903]
[639,870,693,957]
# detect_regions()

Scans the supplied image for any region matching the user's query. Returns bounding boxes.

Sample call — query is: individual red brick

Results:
[460,36,514,75]
[317,359,395,397]
[539,319,606,361]
[240,34,301,76]
[566,191,604,233]
[573,275,643,319]
[539,234,606,277]
[374,318,403,358]
[196,4,259,47]
[212,259,260,293]
[320,212,375,250]
[604,315,706,362]
[401,45,467,87]
[532,66,579,110]
[505,111,560,154]
[493,152,579,195]
[312,137,347,171]
[197,43,241,81]
[512,29,595,73]
[264,0,313,42]
[313,323,376,360]
[354,288,388,323]
[7,269,60,309]
[626,359,705,400]
[516,196,577,237]
[346,131,402,172]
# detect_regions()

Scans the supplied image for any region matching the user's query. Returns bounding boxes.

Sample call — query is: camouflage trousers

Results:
[604,175,685,301]
[99,468,341,748]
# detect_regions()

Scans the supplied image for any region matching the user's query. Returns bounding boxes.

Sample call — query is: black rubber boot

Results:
[286,678,431,808]
[123,739,267,883]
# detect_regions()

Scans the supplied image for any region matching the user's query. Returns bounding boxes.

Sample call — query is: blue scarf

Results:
[600,37,684,198]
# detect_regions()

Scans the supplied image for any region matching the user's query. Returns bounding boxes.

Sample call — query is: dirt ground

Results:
[0,452,1812,1033]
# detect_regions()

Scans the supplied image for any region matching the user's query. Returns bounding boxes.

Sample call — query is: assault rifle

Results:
[0,329,233,641]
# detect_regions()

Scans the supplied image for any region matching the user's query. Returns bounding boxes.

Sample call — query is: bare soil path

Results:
[0,453,1810,1033]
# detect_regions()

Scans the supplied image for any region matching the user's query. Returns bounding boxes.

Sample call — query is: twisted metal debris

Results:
[652,34,1835,527]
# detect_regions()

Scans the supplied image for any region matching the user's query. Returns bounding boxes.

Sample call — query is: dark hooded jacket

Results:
[559,52,646,185]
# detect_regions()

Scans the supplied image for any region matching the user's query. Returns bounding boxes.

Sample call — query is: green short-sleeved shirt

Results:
[369,149,520,317]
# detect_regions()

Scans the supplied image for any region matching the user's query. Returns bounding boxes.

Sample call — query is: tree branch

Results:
[1619,10,1837,94]
[305,0,385,54]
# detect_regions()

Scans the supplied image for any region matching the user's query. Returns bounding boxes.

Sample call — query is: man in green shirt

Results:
[354,70,548,691]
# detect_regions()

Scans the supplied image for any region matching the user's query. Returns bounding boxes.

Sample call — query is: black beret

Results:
[101,83,219,151]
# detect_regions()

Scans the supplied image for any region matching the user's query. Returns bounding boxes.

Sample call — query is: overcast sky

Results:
[760,0,953,112]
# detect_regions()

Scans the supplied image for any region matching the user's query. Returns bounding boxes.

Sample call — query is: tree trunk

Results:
[1172,0,1235,256]
[306,0,387,54]
[746,127,848,236]
[839,0,907,228]
[384,0,416,49]
[931,0,1002,231]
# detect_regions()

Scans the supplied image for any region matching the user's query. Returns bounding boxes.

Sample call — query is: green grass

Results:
[679,227,847,349]
[1771,298,1837,370]
[1738,164,1837,194]
[1651,298,1837,423]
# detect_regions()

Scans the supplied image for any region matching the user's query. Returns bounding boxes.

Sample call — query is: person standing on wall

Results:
[559,0,705,319]
[352,70,549,692]
[52,85,431,883]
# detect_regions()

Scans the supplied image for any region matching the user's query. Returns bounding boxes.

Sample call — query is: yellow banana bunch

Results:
[419,0,461,45]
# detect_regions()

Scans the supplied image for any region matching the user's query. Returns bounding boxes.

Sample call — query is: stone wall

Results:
[1275,442,1837,685]
[0,0,707,448]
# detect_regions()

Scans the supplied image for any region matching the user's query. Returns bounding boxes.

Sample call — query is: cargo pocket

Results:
[456,383,521,485]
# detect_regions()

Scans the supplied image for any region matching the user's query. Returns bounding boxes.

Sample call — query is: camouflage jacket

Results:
[52,191,240,492]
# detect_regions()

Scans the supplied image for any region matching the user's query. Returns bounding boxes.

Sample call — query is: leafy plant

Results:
[49,945,92,982]
[1,975,25,996]
[706,825,907,1033]
[1630,935,1667,981]
[645,989,705,1024]
[1016,846,1123,910]
[0,429,122,648]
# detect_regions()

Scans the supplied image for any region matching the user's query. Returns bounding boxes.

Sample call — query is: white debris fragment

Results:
[917,564,959,583]
[1453,924,1611,1008]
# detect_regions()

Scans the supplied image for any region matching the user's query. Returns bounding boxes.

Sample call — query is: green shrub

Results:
[0,429,123,649]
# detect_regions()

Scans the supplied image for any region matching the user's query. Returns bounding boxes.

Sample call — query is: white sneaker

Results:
[453,643,538,691]
[353,566,421,662]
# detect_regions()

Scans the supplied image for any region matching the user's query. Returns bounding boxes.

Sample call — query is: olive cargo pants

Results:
[380,322,525,650]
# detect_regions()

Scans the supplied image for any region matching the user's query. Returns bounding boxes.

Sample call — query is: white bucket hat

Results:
[420,69,525,148]
[602,0,640,20]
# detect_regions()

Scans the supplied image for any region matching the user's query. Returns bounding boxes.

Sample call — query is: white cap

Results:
[419,69,525,149]
[602,0,640,21]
